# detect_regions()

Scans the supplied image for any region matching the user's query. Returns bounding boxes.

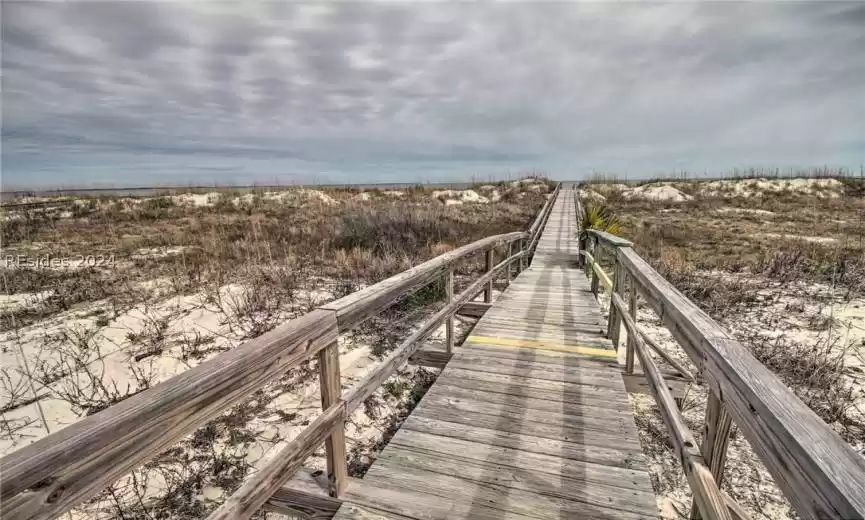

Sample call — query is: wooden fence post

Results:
[626,272,637,374]
[484,249,494,303]
[445,267,454,354]
[318,342,347,497]
[590,244,601,297]
[608,252,623,348]
[519,239,526,272]
[577,233,585,268]
[506,242,513,286]
[690,390,733,519]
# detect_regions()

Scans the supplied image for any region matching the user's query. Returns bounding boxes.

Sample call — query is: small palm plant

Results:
[580,203,621,236]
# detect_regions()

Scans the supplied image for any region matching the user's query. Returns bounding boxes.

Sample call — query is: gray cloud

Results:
[1,1,863,188]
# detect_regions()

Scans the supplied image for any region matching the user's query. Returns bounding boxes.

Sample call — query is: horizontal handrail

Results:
[619,247,865,518]
[0,309,340,518]
[576,193,865,519]
[586,229,633,248]
[0,232,530,520]
[611,291,731,520]
[209,248,527,519]
[321,231,526,330]
[1,184,561,520]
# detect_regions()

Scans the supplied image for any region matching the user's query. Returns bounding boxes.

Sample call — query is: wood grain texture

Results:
[455,300,492,318]
[608,259,623,349]
[264,486,343,519]
[484,248,494,303]
[622,371,690,399]
[691,390,733,520]
[626,272,637,374]
[620,246,865,518]
[0,309,339,520]
[319,343,348,497]
[445,268,454,354]
[587,229,633,248]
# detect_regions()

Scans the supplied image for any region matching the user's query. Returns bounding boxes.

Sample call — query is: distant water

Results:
[1,182,485,201]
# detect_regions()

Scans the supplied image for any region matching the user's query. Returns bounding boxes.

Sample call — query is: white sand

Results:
[577,188,606,202]
[432,189,490,204]
[715,207,775,216]
[621,184,693,203]
[701,178,844,199]
[755,233,839,245]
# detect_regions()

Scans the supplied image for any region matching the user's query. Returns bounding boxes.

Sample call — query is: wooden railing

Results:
[0,184,560,520]
[576,196,865,519]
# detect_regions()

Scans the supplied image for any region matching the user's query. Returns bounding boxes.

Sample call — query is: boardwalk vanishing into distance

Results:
[334,187,657,519]
[2,185,864,520]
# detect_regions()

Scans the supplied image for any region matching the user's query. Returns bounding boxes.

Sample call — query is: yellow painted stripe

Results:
[465,335,616,358]
[593,263,613,291]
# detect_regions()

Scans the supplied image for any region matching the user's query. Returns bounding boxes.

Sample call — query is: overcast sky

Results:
[2,2,863,189]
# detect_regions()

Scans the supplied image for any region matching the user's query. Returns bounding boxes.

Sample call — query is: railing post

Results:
[519,238,526,272]
[445,267,454,354]
[506,242,513,286]
[578,234,586,268]
[690,390,733,519]
[626,272,637,374]
[590,243,601,297]
[608,251,623,349]
[318,341,347,497]
[484,248,494,303]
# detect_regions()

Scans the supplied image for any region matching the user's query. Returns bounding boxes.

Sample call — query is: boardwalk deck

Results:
[333,188,657,519]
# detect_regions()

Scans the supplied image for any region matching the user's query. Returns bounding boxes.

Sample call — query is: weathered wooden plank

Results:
[375,447,657,514]
[401,414,647,469]
[434,374,631,409]
[407,349,451,369]
[264,486,343,519]
[0,309,339,520]
[621,370,691,399]
[587,230,633,248]
[388,429,653,492]
[467,328,611,347]
[264,468,364,519]
[439,366,631,401]
[364,460,655,520]
[426,383,635,421]
[412,400,642,452]
[443,359,627,390]
[456,342,620,368]
[444,268,454,354]
[451,350,621,378]
[484,249,494,303]
[691,390,733,520]
[455,300,492,318]
[414,397,638,442]
[472,320,608,336]
[318,342,348,497]
[339,479,537,520]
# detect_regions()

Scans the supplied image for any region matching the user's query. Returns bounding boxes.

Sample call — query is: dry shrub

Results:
[743,332,864,443]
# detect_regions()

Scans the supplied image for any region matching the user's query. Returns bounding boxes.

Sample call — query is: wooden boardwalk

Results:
[334,188,657,519]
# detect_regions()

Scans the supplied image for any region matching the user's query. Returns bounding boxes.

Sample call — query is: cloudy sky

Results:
[2,2,863,189]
